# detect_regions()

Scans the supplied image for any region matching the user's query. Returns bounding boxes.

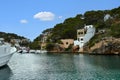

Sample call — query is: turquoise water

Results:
[0,53,120,80]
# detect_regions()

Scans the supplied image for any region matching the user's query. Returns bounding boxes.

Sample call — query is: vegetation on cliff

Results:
[0,32,26,42]
[32,6,120,51]
[0,32,30,47]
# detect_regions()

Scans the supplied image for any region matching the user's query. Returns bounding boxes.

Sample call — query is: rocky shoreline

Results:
[83,37,120,55]
[46,37,120,55]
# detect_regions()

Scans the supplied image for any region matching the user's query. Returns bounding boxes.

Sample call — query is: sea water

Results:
[0,53,120,80]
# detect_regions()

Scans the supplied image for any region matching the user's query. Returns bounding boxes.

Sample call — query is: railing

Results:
[84,27,95,44]
[74,27,95,49]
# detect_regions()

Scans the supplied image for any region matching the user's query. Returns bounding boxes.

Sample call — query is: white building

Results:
[0,38,4,44]
[104,14,112,21]
[74,25,95,52]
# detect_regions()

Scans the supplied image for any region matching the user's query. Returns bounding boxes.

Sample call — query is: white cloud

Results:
[33,11,55,21]
[20,19,28,24]
[58,16,63,19]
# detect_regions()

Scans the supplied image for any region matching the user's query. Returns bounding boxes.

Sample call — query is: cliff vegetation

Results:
[32,6,120,53]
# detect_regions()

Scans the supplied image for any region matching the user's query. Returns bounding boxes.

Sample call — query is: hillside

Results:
[32,6,120,51]
[0,32,27,42]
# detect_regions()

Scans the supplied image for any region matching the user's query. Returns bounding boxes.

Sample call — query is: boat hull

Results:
[0,53,14,67]
[0,46,16,67]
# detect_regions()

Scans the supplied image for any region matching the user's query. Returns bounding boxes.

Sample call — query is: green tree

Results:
[50,14,85,42]
[84,10,104,25]
[45,43,55,51]
[110,23,120,38]
[29,41,41,49]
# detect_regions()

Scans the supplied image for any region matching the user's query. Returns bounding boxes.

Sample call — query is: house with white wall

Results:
[74,25,95,52]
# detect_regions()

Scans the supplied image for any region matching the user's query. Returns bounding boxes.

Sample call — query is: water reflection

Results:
[3,53,120,80]
[82,55,120,70]
[73,54,120,79]
[0,65,12,80]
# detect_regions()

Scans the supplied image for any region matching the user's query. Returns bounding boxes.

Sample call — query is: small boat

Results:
[17,47,29,53]
[0,39,16,67]
[29,50,36,53]
[40,50,47,53]
[29,50,47,54]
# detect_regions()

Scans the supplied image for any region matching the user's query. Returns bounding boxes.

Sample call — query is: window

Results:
[81,32,83,34]
[78,32,83,35]
[78,32,81,35]
[81,38,83,41]
[66,42,68,45]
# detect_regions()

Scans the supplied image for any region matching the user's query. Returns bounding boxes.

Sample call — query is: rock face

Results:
[47,44,64,52]
[85,37,120,54]
[72,45,79,52]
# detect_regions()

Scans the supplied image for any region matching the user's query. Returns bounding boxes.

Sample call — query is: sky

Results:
[0,0,120,41]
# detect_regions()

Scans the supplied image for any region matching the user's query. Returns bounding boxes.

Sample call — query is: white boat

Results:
[40,50,47,53]
[17,47,29,53]
[29,49,47,54]
[0,40,16,67]
[29,50,36,53]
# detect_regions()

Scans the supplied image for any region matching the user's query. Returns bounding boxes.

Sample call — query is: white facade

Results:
[104,14,111,21]
[74,25,95,49]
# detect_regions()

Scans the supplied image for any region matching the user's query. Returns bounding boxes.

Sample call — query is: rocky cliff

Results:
[84,37,120,54]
